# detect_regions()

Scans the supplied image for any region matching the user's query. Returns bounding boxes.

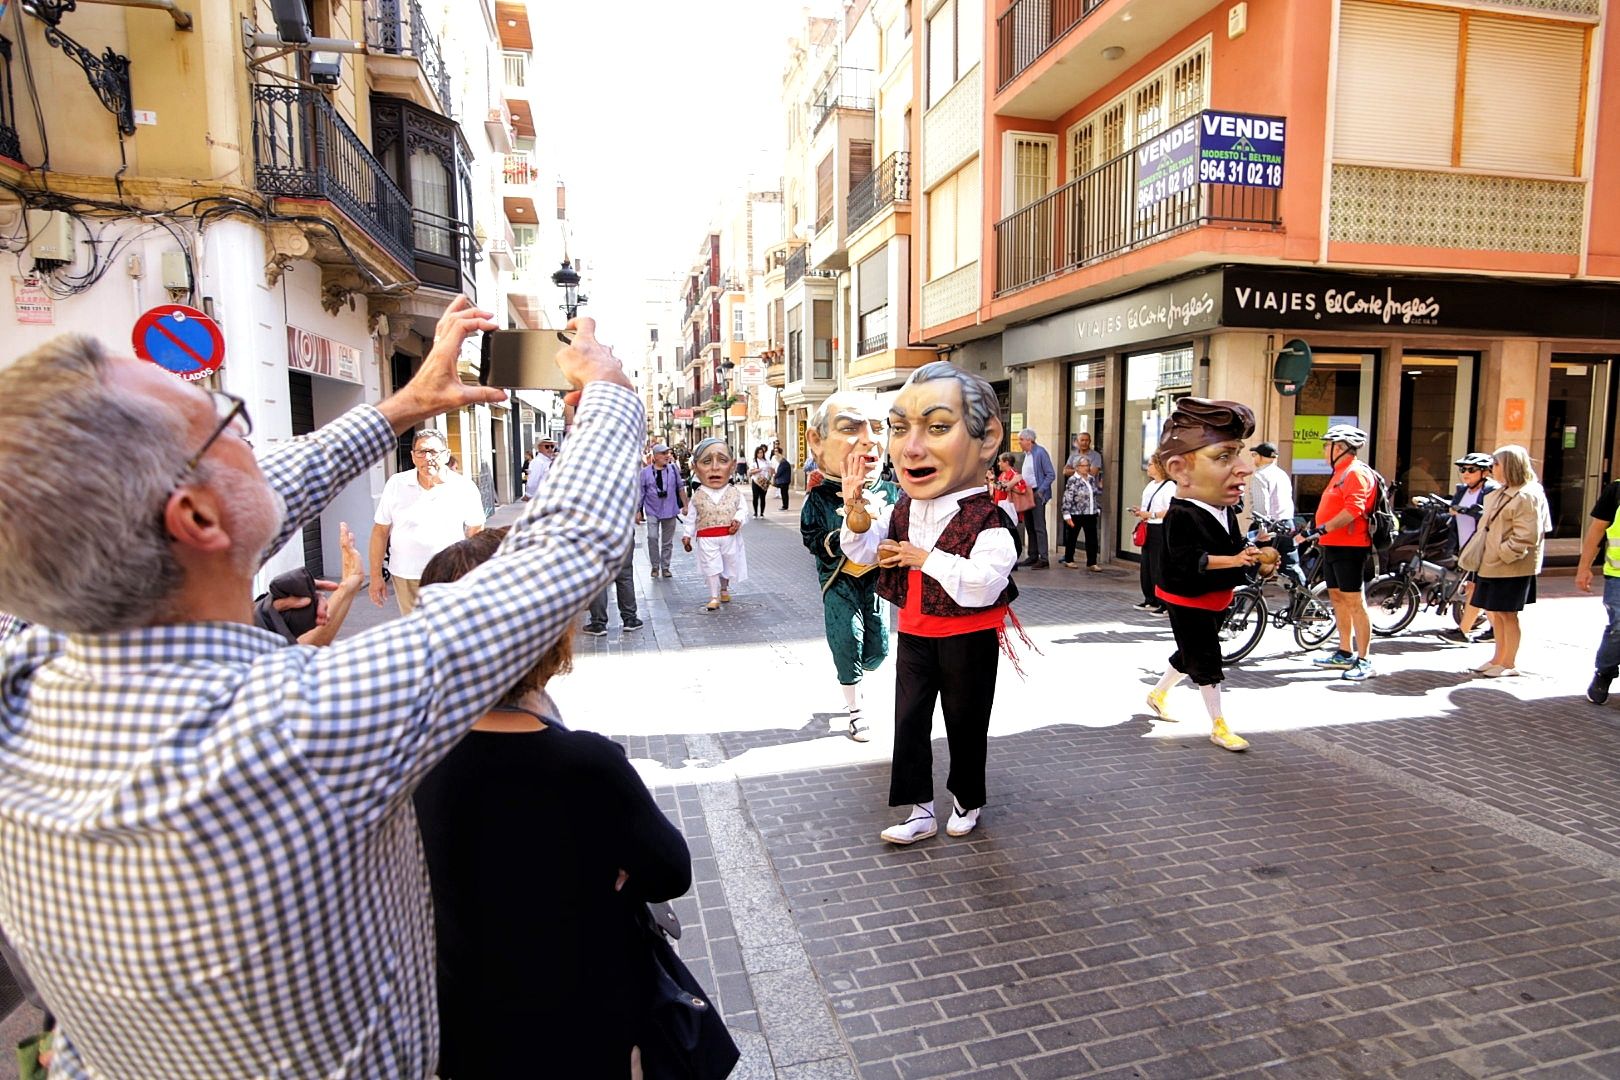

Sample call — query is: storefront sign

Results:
[11,275,52,324]
[737,358,766,387]
[673,407,694,420]
[1197,111,1286,188]
[1135,116,1200,215]
[1004,271,1224,366]
[287,326,362,384]
[1503,398,1526,433]
[1292,414,1358,476]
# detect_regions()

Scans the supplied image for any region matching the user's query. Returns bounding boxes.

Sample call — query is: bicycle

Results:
[1220,517,1338,663]
[1363,493,1472,636]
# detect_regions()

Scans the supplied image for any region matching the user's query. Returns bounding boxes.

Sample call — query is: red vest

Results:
[876,493,1018,622]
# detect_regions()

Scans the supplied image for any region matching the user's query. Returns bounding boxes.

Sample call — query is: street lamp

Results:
[551,259,587,320]
[661,390,674,447]
[718,358,737,455]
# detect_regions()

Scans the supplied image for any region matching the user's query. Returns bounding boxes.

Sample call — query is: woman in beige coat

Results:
[1468,445,1549,677]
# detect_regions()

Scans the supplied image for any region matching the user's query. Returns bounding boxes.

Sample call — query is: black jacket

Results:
[773,459,793,486]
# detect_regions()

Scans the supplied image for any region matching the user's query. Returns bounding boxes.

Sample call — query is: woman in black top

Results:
[412,530,692,1079]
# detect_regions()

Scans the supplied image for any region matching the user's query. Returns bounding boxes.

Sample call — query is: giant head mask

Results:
[886,362,1003,502]
[1156,397,1257,507]
[806,391,886,481]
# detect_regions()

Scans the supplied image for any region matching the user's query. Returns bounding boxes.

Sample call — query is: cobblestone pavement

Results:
[341,493,1620,1077]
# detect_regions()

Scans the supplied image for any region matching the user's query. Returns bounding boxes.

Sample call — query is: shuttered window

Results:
[1336,0,1587,177]
[858,251,888,314]
[849,140,874,190]
[928,160,979,278]
[1004,133,1055,215]
[815,153,835,230]
[1462,17,1585,175]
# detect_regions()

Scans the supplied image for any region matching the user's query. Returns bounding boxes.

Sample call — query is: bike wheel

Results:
[1365,575,1420,636]
[1293,587,1337,650]
[1220,589,1267,664]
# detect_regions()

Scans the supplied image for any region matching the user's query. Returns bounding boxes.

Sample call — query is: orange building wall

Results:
[1586,13,1620,279]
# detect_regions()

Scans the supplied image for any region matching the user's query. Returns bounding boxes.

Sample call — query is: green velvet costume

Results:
[801,479,901,685]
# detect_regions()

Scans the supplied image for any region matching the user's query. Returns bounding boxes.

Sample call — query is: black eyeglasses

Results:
[182,391,251,474]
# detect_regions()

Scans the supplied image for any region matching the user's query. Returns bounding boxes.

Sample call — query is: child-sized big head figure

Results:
[1156,398,1257,507]
[691,438,735,489]
[806,392,886,481]
[887,361,1004,502]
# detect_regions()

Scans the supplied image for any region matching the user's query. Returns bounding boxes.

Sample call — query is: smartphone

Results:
[478,330,575,390]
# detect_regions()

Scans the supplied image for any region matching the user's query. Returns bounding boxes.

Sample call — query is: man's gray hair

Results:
[901,361,999,439]
[1019,428,1037,441]
[413,429,448,448]
[0,335,189,631]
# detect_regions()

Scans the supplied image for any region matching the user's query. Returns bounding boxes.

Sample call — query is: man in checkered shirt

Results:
[0,300,643,1078]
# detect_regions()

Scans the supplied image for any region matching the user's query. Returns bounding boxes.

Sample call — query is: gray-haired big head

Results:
[806,391,885,481]
[0,336,196,631]
[888,360,1005,501]
[691,437,734,489]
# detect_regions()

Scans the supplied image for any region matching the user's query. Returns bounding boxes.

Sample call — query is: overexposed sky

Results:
[529,1,831,350]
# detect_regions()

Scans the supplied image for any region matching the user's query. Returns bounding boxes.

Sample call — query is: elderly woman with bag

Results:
[1456,444,1549,678]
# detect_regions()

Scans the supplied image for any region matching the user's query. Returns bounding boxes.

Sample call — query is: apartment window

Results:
[849,140,874,191]
[788,304,804,382]
[926,0,982,108]
[1335,1,1586,176]
[857,250,889,353]
[927,158,981,278]
[813,299,834,380]
[816,152,835,231]
[732,307,745,342]
[650,328,659,342]
[1067,40,1207,180]
[773,297,785,348]
[1003,133,1056,215]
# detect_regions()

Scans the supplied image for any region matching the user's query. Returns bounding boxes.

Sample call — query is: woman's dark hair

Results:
[755,444,768,459]
[997,452,1016,468]
[420,528,574,697]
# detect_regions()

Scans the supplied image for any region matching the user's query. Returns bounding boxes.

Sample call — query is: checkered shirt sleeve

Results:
[0,384,645,1080]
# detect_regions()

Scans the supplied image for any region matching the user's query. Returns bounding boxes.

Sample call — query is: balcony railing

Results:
[993,125,1281,296]
[502,151,538,186]
[858,331,889,355]
[502,50,528,89]
[847,150,910,234]
[997,0,1109,91]
[811,67,874,133]
[0,38,18,164]
[785,245,808,288]
[412,206,477,299]
[364,0,452,114]
[512,244,534,274]
[251,85,414,269]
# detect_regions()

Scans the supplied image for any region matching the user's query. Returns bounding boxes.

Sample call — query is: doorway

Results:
[1545,358,1612,540]
[1395,354,1477,505]
[288,372,323,577]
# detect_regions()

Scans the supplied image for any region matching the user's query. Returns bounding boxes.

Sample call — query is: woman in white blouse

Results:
[1132,457,1176,614]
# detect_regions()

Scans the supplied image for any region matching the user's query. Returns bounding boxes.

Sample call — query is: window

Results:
[849,140,874,191]
[732,306,745,342]
[1335,1,1586,176]
[927,158,981,278]
[1067,40,1207,180]
[857,250,889,352]
[1003,133,1055,215]
[788,304,804,382]
[816,153,835,232]
[926,0,981,108]
[813,299,834,380]
[410,148,452,256]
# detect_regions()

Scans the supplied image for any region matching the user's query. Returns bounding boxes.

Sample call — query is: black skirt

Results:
[1473,573,1536,613]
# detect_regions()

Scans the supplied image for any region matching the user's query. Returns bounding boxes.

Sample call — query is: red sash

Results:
[898,569,1008,637]
[697,526,732,538]
[1155,585,1234,611]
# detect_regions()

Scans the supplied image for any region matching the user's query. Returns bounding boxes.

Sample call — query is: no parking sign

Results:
[132,304,225,382]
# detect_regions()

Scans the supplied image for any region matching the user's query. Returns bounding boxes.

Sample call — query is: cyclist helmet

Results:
[1320,424,1368,449]
[1455,452,1494,470]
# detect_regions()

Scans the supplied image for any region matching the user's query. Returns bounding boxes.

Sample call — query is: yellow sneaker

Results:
[1145,689,1176,722]
[705,599,721,611]
[719,591,732,603]
[1210,718,1249,752]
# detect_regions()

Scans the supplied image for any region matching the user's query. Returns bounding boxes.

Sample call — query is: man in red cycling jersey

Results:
[1303,425,1376,681]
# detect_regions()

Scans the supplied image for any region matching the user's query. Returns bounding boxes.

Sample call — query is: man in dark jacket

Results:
[772,453,793,510]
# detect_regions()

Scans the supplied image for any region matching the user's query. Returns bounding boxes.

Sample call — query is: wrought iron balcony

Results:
[251,85,414,269]
[993,119,1281,296]
[847,151,910,234]
[811,67,874,134]
[364,0,452,114]
[372,96,477,295]
[0,37,19,163]
[997,0,1110,91]
[785,244,808,288]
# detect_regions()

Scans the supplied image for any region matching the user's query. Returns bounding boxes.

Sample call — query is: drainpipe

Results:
[74,0,194,31]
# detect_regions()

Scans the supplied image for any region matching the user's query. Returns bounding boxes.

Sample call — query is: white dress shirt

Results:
[1248,461,1295,525]
[840,487,1017,609]
[375,468,485,579]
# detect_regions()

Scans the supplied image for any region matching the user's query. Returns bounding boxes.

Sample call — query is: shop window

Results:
[1545,358,1614,540]
[1119,346,1194,554]
[1396,355,1476,505]
[1291,351,1378,520]
[1066,356,1106,476]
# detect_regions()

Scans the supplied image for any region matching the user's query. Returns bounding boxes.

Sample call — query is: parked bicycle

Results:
[1362,493,1472,636]
[1220,517,1338,663]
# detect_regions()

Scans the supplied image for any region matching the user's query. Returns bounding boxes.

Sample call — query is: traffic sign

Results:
[132,304,225,382]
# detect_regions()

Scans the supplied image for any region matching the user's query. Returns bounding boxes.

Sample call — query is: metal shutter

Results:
[849,140,874,190]
[1335,2,1458,168]
[1462,17,1586,176]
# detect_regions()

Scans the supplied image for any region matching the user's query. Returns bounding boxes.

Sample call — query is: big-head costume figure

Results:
[837,362,1018,846]
[803,392,901,743]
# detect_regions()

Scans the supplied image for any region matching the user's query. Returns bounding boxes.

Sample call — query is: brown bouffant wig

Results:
[419,528,575,700]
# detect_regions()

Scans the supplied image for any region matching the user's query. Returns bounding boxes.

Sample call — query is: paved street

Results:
[10,495,1615,1079]
[362,494,1620,1078]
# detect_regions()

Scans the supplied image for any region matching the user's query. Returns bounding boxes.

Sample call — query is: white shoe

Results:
[946,802,980,837]
[880,805,936,845]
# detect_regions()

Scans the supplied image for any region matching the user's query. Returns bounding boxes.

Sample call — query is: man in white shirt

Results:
[524,437,556,498]
[1247,442,1298,580]
[369,429,486,613]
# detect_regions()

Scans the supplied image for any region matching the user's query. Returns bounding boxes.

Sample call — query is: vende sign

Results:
[1137,110,1288,214]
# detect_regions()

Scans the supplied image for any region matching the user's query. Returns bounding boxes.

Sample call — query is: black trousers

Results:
[1139,525,1166,606]
[776,483,790,509]
[1063,513,1099,566]
[890,629,999,811]
[1166,603,1226,685]
[751,483,768,516]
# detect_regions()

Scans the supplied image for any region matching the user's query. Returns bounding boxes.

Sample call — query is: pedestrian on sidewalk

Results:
[1017,428,1056,569]
[412,529,732,1080]
[1442,452,1500,643]
[637,442,686,580]
[772,451,793,510]
[683,438,749,611]
[524,437,557,497]
[1144,398,1261,752]
[840,362,1019,846]
[802,392,899,742]
[585,546,643,636]
[1247,442,1299,583]
[1464,445,1548,679]
[1132,460,1175,613]
[370,428,486,614]
[0,303,642,1079]
[1301,425,1377,681]
[1575,471,1620,704]
[1060,456,1102,570]
[991,452,1034,518]
[749,444,773,517]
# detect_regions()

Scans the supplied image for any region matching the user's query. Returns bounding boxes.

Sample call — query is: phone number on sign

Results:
[1135,163,1197,212]
[1199,159,1283,187]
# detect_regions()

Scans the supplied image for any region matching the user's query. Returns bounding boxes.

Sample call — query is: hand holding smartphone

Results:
[479,330,576,390]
